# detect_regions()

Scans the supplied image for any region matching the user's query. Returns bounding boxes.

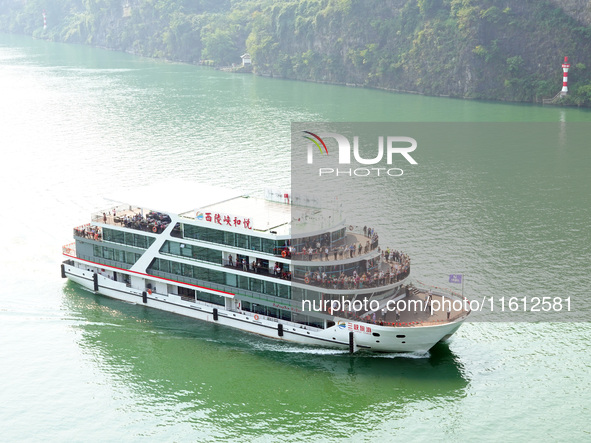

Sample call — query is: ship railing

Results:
[222,259,292,280]
[92,205,172,234]
[412,280,472,321]
[288,232,379,262]
[413,280,467,302]
[148,269,301,310]
[292,269,410,290]
[317,279,470,327]
[91,204,143,222]
[74,254,134,270]
[73,224,102,241]
[62,242,76,256]
[234,309,322,332]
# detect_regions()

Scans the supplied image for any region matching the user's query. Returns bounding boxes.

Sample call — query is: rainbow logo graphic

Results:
[196,211,204,220]
[303,131,328,155]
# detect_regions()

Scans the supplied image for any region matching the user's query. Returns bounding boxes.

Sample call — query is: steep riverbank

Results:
[1,0,591,106]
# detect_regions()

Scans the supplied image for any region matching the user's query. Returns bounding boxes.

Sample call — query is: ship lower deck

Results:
[62,257,469,353]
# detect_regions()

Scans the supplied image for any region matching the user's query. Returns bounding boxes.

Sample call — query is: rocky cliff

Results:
[1,0,590,105]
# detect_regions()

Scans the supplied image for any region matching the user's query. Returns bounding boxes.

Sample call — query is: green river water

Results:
[1,34,590,442]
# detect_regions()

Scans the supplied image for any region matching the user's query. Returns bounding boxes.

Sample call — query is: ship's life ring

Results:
[254,314,259,321]
[147,289,152,295]
[349,225,353,230]
[304,277,310,284]
[237,302,241,310]
[281,250,287,258]
[152,226,157,233]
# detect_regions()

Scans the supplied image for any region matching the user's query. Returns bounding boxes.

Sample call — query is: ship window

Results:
[209,229,225,245]
[235,233,250,249]
[396,335,406,338]
[181,243,192,257]
[115,250,125,263]
[93,245,102,258]
[237,275,249,290]
[266,307,279,318]
[263,281,276,297]
[126,252,136,265]
[225,273,237,287]
[103,247,114,260]
[223,231,235,246]
[111,229,124,244]
[150,258,160,272]
[276,284,290,299]
[372,332,381,337]
[192,266,207,280]
[196,291,224,306]
[134,234,147,249]
[261,238,275,254]
[181,263,193,278]
[250,236,261,251]
[208,269,224,284]
[250,278,263,293]
[169,242,181,255]
[168,260,178,275]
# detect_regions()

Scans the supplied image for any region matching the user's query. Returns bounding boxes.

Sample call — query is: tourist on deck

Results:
[228,254,233,267]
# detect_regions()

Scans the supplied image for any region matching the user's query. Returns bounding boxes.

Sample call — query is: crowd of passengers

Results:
[300,249,410,289]
[287,226,380,261]
[74,225,102,241]
[226,255,292,280]
[104,209,171,234]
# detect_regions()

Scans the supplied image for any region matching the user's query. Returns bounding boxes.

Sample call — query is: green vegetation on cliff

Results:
[1,0,591,105]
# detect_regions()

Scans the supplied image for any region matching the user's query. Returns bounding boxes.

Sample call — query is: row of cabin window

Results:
[241,301,323,328]
[182,224,286,255]
[93,245,141,265]
[103,228,155,249]
[151,258,291,299]
[160,241,222,264]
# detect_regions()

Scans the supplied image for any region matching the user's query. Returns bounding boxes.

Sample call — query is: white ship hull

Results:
[63,262,465,353]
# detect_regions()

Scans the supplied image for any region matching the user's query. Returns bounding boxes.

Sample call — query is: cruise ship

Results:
[61,183,470,353]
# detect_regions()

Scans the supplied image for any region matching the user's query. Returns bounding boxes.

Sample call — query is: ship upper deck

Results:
[100,181,343,237]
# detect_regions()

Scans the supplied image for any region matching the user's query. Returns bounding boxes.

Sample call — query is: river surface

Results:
[1,33,590,441]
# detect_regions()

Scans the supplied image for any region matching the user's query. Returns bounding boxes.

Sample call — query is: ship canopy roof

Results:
[104,180,343,235]
[105,180,245,216]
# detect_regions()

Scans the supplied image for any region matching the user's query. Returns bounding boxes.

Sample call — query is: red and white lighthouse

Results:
[561,56,570,96]
[42,10,47,30]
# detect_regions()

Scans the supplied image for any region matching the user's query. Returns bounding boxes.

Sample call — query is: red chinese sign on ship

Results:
[347,322,372,334]
[196,211,253,230]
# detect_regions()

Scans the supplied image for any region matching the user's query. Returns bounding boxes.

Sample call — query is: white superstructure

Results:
[62,183,470,353]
